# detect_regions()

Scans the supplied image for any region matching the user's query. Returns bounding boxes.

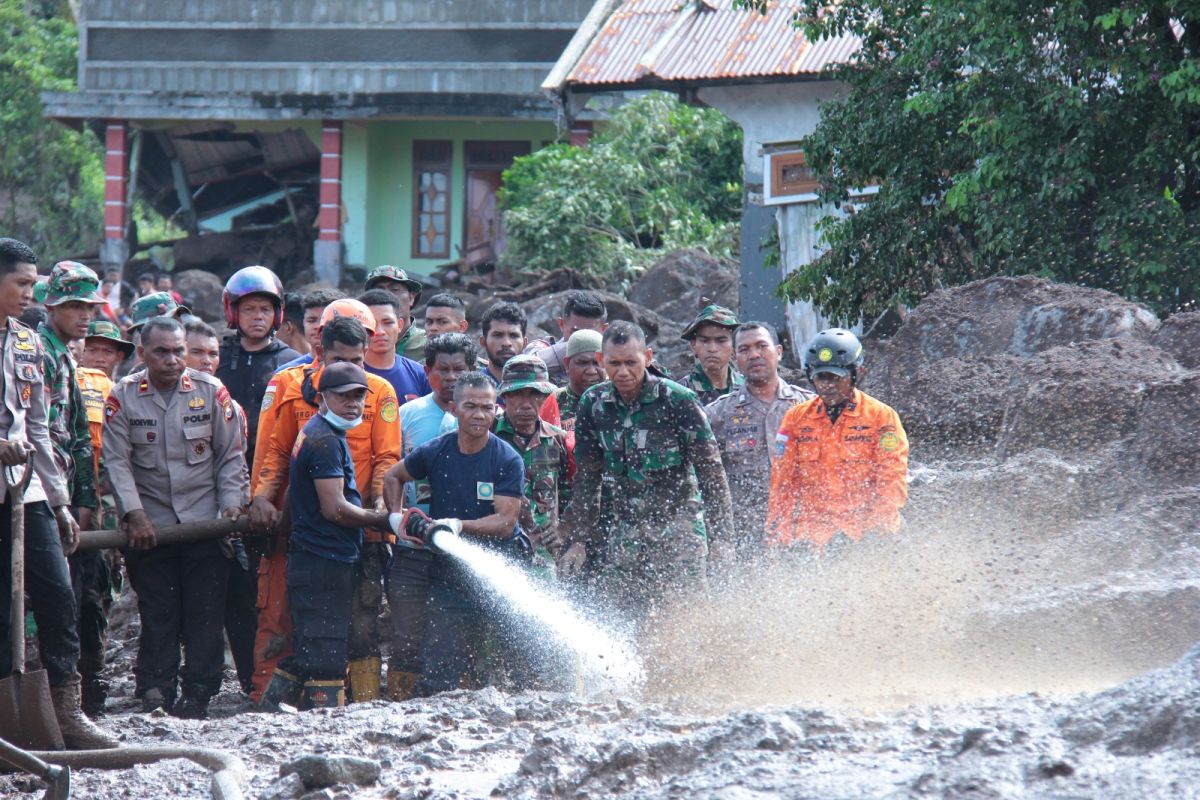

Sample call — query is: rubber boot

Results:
[347,656,382,703]
[258,667,303,712]
[303,680,345,709]
[172,685,211,720]
[386,669,420,701]
[52,673,119,750]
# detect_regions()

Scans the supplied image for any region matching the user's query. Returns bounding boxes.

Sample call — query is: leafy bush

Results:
[499,92,743,282]
[0,0,103,258]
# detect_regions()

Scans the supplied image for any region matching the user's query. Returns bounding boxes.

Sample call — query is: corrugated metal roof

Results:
[564,0,858,87]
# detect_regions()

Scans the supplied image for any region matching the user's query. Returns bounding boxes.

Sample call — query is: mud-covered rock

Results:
[172,269,227,324]
[280,754,381,789]
[628,249,739,325]
[260,772,305,800]
[1150,311,1200,369]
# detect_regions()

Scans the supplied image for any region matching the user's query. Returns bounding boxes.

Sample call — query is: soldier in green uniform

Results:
[39,262,108,708]
[493,355,572,576]
[556,321,733,615]
[552,329,605,434]
[365,265,427,362]
[677,304,745,405]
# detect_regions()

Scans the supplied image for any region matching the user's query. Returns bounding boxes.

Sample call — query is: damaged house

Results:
[43,0,596,284]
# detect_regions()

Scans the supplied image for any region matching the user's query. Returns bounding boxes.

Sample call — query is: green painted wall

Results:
[341,119,557,277]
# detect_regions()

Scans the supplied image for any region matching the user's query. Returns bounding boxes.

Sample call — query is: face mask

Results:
[321,409,363,431]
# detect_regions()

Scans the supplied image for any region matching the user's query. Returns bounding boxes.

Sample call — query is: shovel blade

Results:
[43,764,70,800]
[0,670,65,751]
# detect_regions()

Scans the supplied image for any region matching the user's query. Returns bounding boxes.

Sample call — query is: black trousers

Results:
[69,548,114,686]
[348,542,388,661]
[223,537,259,692]
[384,546,434,674]
[0,500,79,685]
[413,558,488,697]
[124,539,230,702]
[281,546,355,681]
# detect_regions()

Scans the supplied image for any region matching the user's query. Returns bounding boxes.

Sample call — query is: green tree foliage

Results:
[499,92,743,281]
[769,0,1200,320]
[0,0,102,258]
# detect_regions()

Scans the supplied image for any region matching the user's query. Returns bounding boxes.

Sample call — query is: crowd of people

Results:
[0,235,908,747]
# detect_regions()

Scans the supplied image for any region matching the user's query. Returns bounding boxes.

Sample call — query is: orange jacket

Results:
[252,364,401,510]
[76,367,113,481]
[766,389,908,548]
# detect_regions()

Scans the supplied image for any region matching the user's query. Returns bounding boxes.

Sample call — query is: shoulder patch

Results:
[879,431,900,451]
[104,395,121,419]
[380,398,398,423]
[773,432,789,458]
[261,384,276,412]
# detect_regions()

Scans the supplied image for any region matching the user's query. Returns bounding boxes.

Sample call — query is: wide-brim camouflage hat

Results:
[85,319,134,354]
[498,354,556,396]
[44,261,106,307]
[128,292,190,329]
[365,265,422,294]
[681,304,739,340]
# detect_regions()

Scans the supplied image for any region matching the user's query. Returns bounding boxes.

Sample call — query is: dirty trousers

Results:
[279,546,355,681]
[69,548,114,688]
[124,539,230,702]
[348,542,388,662]
[0,500,79,685]
[250,537,291,702]
[384,546,434,675]
[412,558,488,697]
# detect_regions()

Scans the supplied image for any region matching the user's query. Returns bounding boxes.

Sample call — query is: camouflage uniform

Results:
[39,262,105,510]
[678,304,744,405]
[705,380,814,551]
[562,375,733,614]
[677,363,745,406]
[494,356,572,576]
[365,265,427,362]
[553,385,584,433]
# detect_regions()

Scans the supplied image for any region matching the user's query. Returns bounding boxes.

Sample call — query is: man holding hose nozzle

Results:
[382,372,525,697]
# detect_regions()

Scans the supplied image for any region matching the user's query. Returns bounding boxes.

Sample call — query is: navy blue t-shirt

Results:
[289,414,364,563]
[404,431,524,539]
[366,356,431,404]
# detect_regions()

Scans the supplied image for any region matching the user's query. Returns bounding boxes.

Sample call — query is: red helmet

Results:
[319,298,376,335]
[222,266,284,330]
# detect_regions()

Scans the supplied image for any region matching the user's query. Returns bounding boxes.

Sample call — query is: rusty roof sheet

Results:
[565,0,858,87]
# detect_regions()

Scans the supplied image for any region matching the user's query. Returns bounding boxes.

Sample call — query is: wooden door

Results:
[463,141,530,267]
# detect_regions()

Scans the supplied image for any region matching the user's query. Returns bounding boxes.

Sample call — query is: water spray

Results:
[389,512,644,698]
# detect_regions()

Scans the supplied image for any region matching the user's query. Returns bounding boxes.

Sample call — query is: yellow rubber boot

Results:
[347,657,382,702]
[303,679,345,709]
[386,669,420,701]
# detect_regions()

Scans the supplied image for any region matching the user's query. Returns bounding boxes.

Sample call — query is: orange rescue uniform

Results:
[249,364,401,700]
[76,367,114,480]
[766,388,908,548]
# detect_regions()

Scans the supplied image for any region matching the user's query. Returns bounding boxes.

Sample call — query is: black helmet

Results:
[803,328,864,382]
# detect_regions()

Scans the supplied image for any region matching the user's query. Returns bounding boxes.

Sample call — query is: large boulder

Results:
[1150,311,1200,369]
[628,249,739,328]
[172,269,226,324]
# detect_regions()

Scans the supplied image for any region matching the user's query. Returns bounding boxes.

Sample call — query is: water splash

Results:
[429,527,644,698]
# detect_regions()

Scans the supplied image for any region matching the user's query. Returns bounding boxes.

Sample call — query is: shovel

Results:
[0,461,65,751]
[0,736,70,799]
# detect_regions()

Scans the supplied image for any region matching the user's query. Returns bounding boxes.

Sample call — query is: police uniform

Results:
[561,375,733,615]
[705,380,814,552]
[102,368,248,708]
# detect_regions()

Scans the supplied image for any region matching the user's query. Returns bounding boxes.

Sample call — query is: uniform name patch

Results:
[477,481,495,501]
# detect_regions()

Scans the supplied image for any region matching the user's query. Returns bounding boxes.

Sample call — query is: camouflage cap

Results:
[32,276,49,305]
[498,354,556,396]
[44,261,106,307]
[128,291,190,330]
[85,319,134,354]
[365,265,422,295]
[681,304,740,340]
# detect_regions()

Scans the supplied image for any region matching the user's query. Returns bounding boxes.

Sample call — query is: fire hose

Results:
[28,746,246,800]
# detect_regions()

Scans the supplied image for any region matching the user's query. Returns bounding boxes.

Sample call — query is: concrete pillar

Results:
[101,121,130,270]
[314,120,344,286]
[569,120,594,147]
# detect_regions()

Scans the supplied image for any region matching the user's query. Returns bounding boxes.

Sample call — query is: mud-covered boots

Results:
[52,673,119,749]
[259,668,303,712]
[303,679,345,708]
[386,669,420,701]
[348,657,382,702]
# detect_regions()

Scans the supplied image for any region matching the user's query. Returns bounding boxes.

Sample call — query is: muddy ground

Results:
[5,275,1200,799]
